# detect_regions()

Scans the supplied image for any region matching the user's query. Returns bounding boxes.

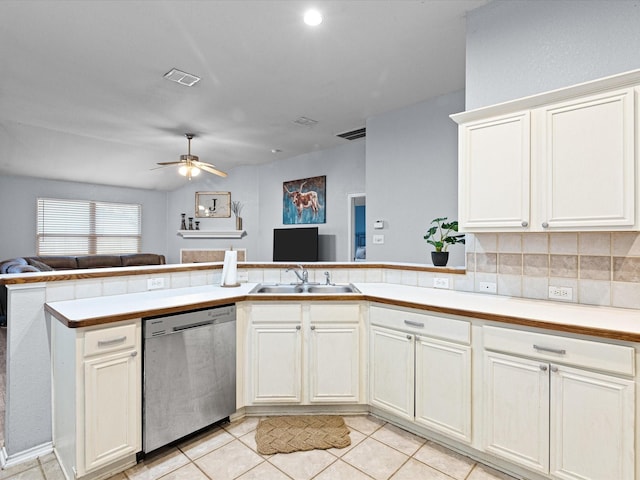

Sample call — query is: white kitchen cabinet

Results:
[550,364,635,480]
[52,318,141,480]
[369,305,472,443]
[483,326,635,480]
[249,304,303,403]
[309,303,361,403]
[246,302,362,405]
[535,88,635,230]
[415,336,471,442]
[453,79,638,232]
[370,325,414,420]
[458,112,531,230]
[483,351,550,474]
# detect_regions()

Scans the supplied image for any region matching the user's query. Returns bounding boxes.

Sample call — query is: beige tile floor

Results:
[0,415,518,480]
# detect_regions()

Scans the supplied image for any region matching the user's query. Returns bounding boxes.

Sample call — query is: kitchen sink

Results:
[250,285,305,294]
[249,283,360,294]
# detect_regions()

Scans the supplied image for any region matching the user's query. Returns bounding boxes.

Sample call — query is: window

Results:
[37,198,141,255]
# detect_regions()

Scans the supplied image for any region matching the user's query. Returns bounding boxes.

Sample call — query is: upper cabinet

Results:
[452,70,640,232]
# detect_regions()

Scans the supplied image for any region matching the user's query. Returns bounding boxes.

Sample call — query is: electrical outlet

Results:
[237,271,249,283]
[147,278,165,290]
[479,281,497,293]
[549,286,573,300]
[433,277,449,289]
[373,234,384,244]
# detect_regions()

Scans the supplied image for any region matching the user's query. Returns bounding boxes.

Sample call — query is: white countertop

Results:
[44,282,640,340]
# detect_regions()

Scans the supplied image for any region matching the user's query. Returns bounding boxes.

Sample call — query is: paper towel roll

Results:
[221,250,238,286]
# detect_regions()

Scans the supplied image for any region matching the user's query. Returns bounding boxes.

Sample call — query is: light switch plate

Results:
[373,234,384,244]
[433,277,449,289]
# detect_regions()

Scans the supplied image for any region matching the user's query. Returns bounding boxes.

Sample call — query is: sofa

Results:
[0,253,166,274]
[0,253,166,325]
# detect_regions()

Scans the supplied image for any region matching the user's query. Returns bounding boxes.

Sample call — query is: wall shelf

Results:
[177,230,246,239]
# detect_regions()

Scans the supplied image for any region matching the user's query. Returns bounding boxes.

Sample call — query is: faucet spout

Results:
[286,264,309,284]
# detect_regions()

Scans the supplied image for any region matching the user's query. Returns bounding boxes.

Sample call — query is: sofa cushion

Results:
[5,264,39,273]
[27,256,79,270]
[121,253,166,267]
[26,258,54,271]
[76,255,122,269]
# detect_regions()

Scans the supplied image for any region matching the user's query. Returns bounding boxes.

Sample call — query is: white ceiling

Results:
[0,0,488,191]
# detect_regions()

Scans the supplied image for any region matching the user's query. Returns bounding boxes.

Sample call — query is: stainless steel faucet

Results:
[286,264,309,284]
[324,271,332,285]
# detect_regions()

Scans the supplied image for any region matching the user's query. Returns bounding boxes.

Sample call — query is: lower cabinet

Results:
[369,305,472,443]
[247,302,363,405]
[483,327,635,480]
[52,318,141,479]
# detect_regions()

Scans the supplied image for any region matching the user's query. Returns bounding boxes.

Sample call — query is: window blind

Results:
[37,198,141,255]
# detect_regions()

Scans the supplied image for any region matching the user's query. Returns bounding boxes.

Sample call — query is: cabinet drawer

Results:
[483,326,634,376]
[370,305,470,344]
[250,303,302,323]
[84,322,137,357]
[309,303,360,323]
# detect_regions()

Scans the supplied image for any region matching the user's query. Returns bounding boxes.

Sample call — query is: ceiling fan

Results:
[156,133,228,180]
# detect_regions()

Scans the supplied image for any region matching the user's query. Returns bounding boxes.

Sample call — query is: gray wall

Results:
[165,141,366,263]
[0,175,167,261]
[365,90,465,266]
[466,0,640,109]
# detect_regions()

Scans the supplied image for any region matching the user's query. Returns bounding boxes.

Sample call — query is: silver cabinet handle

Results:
[310,325,316,330]
[533,344,566,355]
[131,351,138,357]
[97,336,126,347]
[404,320,425,328]
[550,365,558,372]
[521,221,529,227]
[406,334,413,340]
[541,222,549,228]
[540,365,548,371]
[296,325,301,330]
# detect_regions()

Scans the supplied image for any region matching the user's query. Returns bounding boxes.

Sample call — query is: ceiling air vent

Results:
[292,116,319,127]
[163,68,201,87]
[337,127,366,141]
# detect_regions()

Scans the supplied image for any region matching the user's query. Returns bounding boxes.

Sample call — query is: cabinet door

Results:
[250,324,302,403]
[415,337,471,443]
[309,323,360,403]
[83,349,140,475]
[550,364,635,480]
[483,352,549,474]
[458,112,531,231]
[536,88,635,230]
[369,326,414,420]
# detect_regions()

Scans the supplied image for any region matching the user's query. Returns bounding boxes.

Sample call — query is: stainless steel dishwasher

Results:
[143,304,236,453]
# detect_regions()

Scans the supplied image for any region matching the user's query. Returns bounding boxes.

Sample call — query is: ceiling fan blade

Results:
[194,161,228,178]
[156,161,184,166]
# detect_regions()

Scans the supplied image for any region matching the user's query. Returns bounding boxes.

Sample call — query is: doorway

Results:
[347,193,366,261]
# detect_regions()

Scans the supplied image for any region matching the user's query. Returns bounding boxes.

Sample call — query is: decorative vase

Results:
[431,251,449,267]
[180,213,187,230]
[188,217,194,230]
[195,221,200,230]
[236,216,243,230]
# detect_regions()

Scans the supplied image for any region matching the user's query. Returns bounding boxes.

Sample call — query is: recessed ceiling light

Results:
[271,149,282,154]
[303,9,322,26]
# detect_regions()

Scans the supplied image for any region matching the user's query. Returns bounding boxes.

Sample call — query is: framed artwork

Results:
[195,191,231,218]
[283,175,326,224]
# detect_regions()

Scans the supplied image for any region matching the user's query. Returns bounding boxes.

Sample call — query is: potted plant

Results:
[423,217,465,267]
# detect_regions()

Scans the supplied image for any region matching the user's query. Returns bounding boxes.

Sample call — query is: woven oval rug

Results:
[255,415,351,455]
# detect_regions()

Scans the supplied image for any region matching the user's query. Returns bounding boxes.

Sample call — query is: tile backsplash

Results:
[462,232,640,309]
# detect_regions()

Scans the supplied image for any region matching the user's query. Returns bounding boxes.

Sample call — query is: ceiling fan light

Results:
[191,167,201,176]
[178,165,189,176]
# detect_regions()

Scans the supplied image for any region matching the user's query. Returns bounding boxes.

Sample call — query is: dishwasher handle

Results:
[173,320,214,332]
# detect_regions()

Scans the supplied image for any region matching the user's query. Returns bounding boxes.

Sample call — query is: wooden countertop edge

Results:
[0,262,464,285]
[45,292,640,342]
